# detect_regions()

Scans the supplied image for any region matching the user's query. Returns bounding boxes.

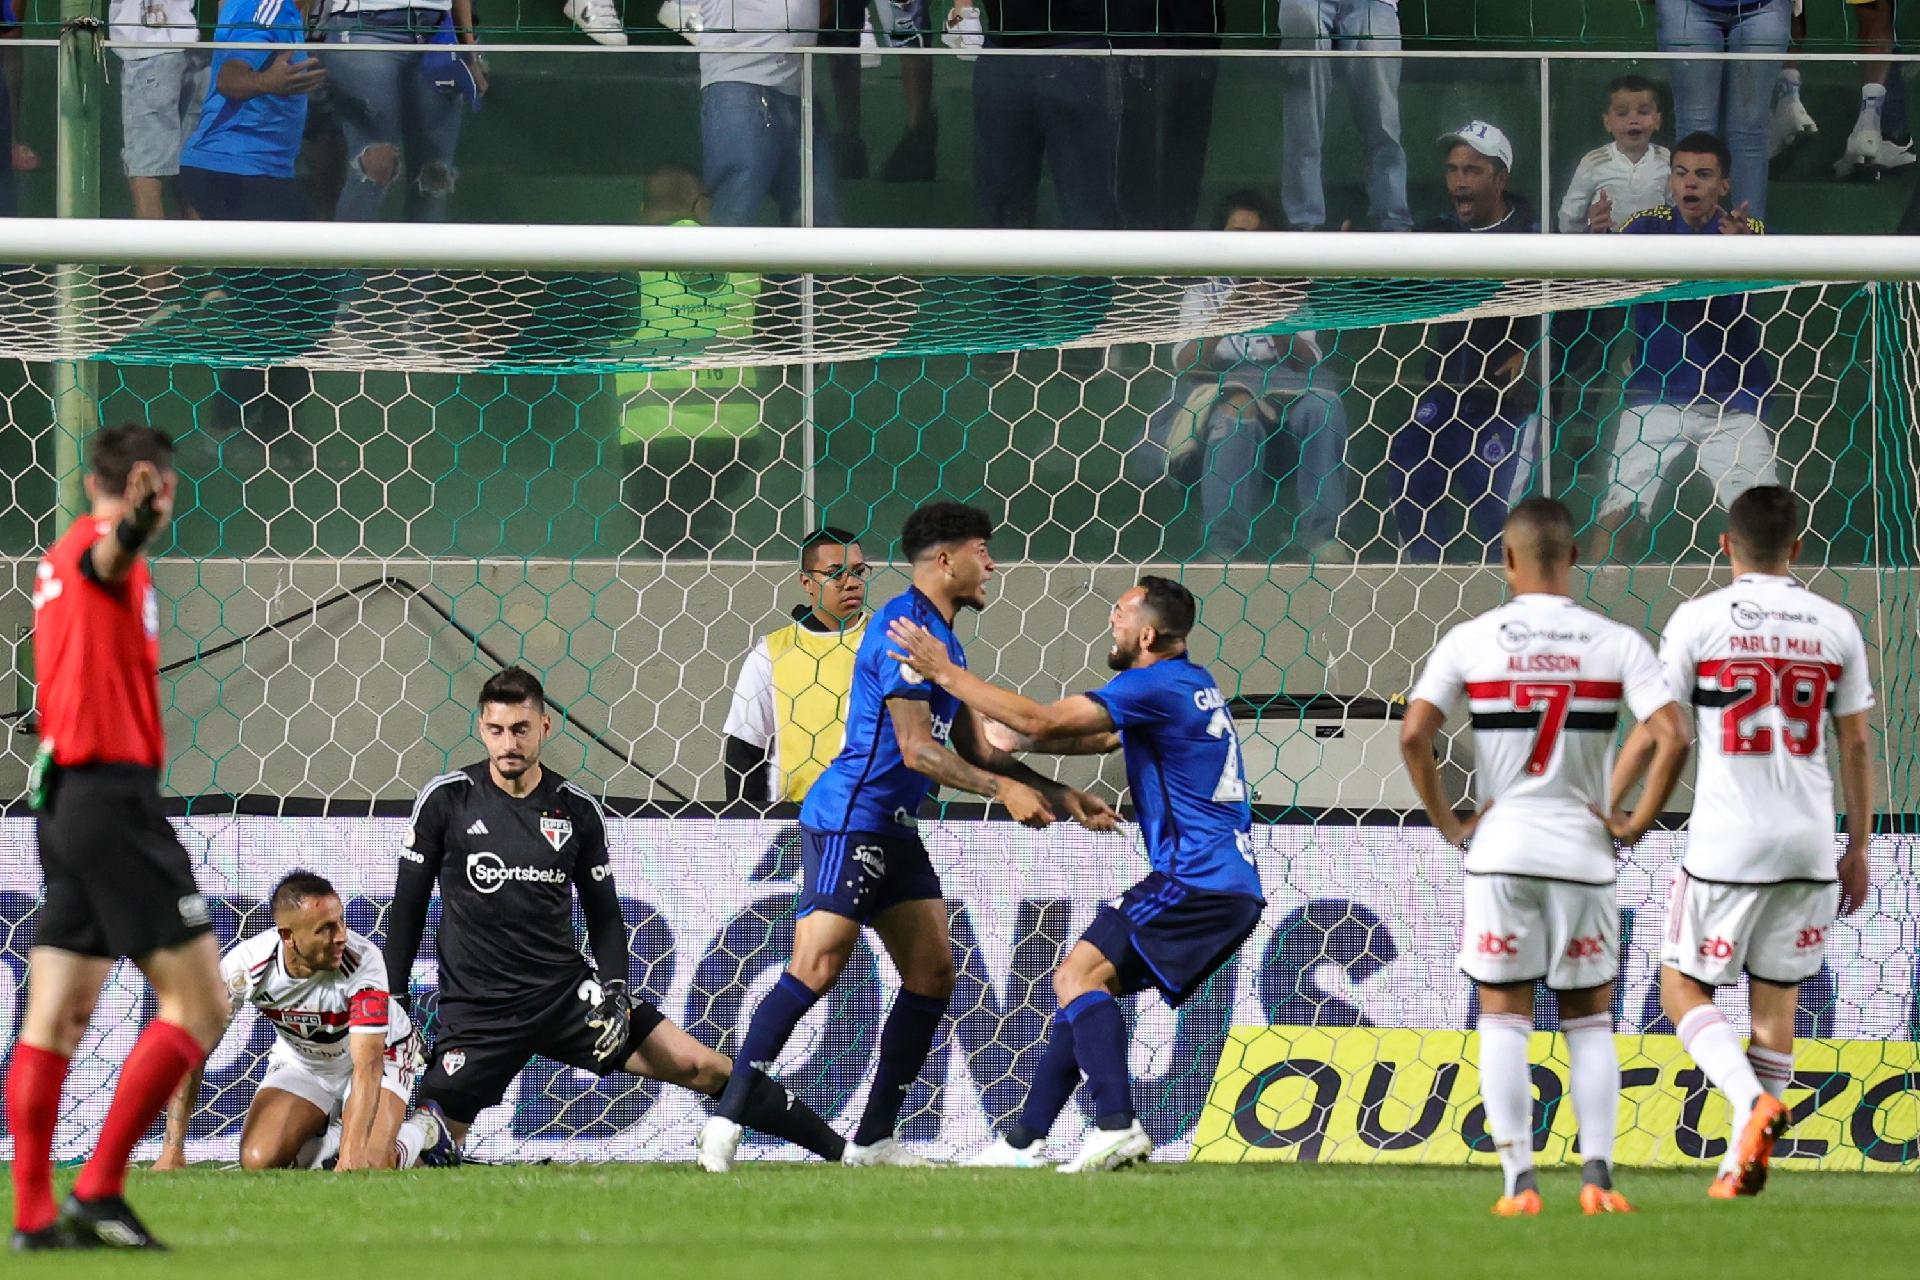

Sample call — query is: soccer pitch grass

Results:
[4,1163,1916,1278]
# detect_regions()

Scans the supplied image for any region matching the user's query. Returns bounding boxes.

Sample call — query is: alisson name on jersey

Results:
[1507,653,1582,673]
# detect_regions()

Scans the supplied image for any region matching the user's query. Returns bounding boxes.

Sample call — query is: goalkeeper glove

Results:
[582,978,632,1066]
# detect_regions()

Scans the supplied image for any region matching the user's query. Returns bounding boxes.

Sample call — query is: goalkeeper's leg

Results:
[622,1017,846,1163]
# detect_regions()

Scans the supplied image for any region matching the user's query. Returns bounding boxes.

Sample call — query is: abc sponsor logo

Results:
[466,851,568,895]
[1698,936,1736,960]
[1475,932,1519,956]
[1565,935,1606,960]
[1796,927,1825,950]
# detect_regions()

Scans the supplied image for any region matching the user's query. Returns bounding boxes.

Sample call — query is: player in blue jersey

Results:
[696,502,1118,1171]
[886,576,1265,1173]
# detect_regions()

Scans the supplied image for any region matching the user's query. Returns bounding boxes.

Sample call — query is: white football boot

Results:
[1056,1121,1152,1173]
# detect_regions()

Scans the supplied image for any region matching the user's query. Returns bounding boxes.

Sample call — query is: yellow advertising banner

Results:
[1191,1028,1919,1171]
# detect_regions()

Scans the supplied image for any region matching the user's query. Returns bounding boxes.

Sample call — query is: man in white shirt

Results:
[699,0,837,225]
[110,0,208,221]
[1557,75,1671,234]
[1400,497,1689,1216]
[1616,484,1875,1200]
[156,871,454,1171]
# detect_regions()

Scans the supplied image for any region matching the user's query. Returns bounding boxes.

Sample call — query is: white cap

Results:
[1438,120,1514,171]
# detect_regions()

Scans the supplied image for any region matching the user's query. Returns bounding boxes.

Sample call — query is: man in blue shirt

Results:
[177,0,328,439]
[697,501,1117,1171]
[1391,122,1543,563]
[886,576,1265,1173]
[1590,130,1779,559]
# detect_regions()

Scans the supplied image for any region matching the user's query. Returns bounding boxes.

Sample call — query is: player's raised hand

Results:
[1837,836,1869,916]
[1061,788,1120,832]
[123,459,175,531]
[995,778,1055,828]
[1719,201,1753,235]
[1587,187,1614,234]
[887,618,956,684]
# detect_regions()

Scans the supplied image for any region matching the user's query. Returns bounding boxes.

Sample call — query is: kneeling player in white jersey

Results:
[155,871,455,1170]
[1615,485,1874,1200]
[1402,498,1689,1216]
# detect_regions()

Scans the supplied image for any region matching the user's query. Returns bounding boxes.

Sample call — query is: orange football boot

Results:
[1707,1172,1745,1199]
[1729,1094,1790,1195]
[1580,1185,1637,1214]
[1492,1189,1543,1217]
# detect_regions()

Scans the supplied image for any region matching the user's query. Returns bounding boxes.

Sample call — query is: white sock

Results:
[1677,1005,1762,1175]
[1748,1045,1793,1100]
[1780,69,1803,97]
[396,1117,430,1168]
[1563,1012,1619,1171]
[1478,1012,1535,1196]
[1863,81,1888,109]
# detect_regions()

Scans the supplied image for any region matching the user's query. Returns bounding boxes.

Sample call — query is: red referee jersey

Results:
[31,517,165,769]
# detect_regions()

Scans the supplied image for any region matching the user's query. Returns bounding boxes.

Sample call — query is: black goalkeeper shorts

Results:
[419,978,667,1125]
[34,764,213,960]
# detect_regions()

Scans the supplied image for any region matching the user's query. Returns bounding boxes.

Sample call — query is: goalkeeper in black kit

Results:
[385,666,844,1162]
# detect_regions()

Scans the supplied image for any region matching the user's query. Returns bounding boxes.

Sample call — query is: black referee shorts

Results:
[419,978,669,1125]
[34,764,213,960]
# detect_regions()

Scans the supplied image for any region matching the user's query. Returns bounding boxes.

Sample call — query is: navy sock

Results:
[853,988,949,1146]
[1065,991,1134,1129]
[716,972,821,1123]
[1006,1011,1078,1149]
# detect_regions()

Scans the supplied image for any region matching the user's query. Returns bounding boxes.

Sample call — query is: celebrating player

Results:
[697,501,1117,1171]
[7,425,232,1251]
[156,871,455,1172]
[385,666,845,1164]
[1399,498,1690,1216]
[887,575,1264,1174]
[1617,485,1875,1199]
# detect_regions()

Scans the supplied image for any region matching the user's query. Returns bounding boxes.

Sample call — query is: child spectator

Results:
[1558,75,1672,234]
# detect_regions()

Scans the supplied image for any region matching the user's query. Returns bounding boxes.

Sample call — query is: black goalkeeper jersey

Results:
[384,762,629,1025]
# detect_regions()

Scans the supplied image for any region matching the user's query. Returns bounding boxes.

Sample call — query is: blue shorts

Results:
[799,827,943,925]
[1082,872,1263,1006]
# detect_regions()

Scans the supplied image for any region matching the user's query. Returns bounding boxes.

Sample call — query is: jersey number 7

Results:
[1513,682,1573,776]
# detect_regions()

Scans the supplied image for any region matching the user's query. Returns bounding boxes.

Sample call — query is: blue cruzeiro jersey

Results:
[801,587,965,838]
[1085,654,1264,900]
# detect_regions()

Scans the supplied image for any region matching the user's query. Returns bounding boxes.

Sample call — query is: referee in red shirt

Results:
[6,425,232,1251]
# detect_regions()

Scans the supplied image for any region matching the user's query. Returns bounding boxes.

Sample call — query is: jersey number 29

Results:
[1715,660,1831,756]
[1205,708,1248,803]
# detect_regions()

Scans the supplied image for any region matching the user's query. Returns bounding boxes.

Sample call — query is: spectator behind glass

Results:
[1161,189,1351,561]
[1588,132,1778,560]
[1558,74,1670,234]
[1655,0,1789,220]
[1114,0,1223,231]
[178,0,327,436]
[1276,0,1408,232]
[111,0,208,222]
[320,0,482,223]
[973,0,1120,230]
[698,0,839,226]
[822,0,937,183]
[1391,122,1541,564]
[1772,0,1907,178]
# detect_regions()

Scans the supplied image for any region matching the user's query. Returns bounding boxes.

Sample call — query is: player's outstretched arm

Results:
[1835,709,1875,916]
[886,618,1119,743]
[981,716,1120,757]
[86,460,172,586]
[1597,702,1690,847]
[953,707,1119,832]
[887,698,1055,828]
[153,1062,207,1170]
[1398,699,1486,849]
[335,1033,388,1171]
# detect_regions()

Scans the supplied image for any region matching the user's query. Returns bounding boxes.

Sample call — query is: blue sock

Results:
[853,988,949,1146]
[1064,991,1135,1129]
[1007,1010,1078,1149]
[716,972,821,1122]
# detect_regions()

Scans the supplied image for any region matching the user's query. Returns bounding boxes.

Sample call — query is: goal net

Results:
[0,222,1912,1170]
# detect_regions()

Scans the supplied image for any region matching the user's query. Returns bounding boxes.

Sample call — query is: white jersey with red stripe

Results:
[1410,593,1674,884]
[220,928,410,1071]
[1658,573,1875,884]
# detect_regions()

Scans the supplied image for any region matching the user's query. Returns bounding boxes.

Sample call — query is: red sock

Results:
[6,1043,71,1233]
[72,1021,204,1203]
